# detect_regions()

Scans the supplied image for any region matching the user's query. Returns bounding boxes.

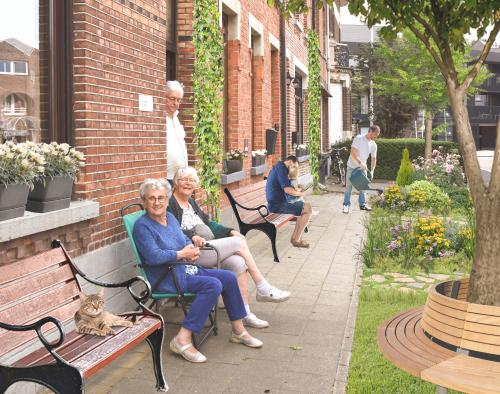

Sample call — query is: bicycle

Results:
[330,147,347,186]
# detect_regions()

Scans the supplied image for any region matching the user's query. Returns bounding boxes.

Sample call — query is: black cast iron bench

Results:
[0,240,167,393]
[224,187,296,262]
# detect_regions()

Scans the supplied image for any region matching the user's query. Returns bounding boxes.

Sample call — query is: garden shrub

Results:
[413,148,466,189]
[331,138,459,180]
[379,184,405,209]
[396,148,415,186]
[447,186,472,210]
[407,180,450,213]
[413,216,451,257]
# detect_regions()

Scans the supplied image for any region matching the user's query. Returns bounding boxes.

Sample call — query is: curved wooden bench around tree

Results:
[378,279,500,394]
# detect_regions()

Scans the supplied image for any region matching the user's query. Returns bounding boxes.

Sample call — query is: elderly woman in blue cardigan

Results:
[168,167,291,330]
[133,179,263,363]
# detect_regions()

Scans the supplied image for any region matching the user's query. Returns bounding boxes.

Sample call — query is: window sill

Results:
[0,200,100,243]
[250,164,268,176]
[297,154,310,163]
[220,170,246,185]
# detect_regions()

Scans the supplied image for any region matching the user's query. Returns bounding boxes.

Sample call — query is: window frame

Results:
[0,60,29,75]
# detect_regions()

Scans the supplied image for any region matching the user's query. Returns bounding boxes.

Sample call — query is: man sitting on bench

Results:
[266,155,312,248]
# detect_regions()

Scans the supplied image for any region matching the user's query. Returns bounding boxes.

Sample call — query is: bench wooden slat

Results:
[74,317,161,378]
[428,289,469,311]
[0,299,80,358]
[378,307,435,377]
[0,264,75,309]
[425,297,468,320]
[0,281,79,325]
[423,303,466,329]
[421,354,500,394]
[0,248,67,286]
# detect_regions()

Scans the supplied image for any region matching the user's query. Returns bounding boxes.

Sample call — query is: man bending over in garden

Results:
[343,125,381,213]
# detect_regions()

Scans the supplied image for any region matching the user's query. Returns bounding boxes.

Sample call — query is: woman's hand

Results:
[192,235,206,247]
[177,244,200,262]
[229,230,245,239]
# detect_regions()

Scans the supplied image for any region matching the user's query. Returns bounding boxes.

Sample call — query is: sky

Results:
[0,1,39,49]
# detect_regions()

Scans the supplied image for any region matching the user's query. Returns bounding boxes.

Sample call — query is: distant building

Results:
[469,42,500,150]
[0,38,41,142]
[341,24,382,134]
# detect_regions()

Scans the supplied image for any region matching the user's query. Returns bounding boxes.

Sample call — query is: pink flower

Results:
[445,163,454,173]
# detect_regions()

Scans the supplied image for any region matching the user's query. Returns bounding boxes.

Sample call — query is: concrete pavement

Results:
[86,191,367,394]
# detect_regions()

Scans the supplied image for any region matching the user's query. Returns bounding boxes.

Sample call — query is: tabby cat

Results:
[74,288,133,336]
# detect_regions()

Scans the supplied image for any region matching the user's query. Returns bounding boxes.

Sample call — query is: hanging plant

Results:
[307,29,321,192]
[192,0,224,218]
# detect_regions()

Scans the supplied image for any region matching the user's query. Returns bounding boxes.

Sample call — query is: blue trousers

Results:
[343,166,366,207]
[182,267,246,334]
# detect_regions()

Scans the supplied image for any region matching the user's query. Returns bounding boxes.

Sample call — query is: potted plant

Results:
[224,149,244,174]
[0,141,45,221]
[27,142,85,213]
[251,149,267,167]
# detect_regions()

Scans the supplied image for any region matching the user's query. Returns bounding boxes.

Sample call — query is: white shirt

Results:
[166,111,188,179]
[347,134,377,169]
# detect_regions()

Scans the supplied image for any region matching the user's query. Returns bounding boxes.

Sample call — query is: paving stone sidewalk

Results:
[86,192,367,394]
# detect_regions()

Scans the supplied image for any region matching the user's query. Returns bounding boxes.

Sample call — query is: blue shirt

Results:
[266,161,292,212]
[133,211,192,293]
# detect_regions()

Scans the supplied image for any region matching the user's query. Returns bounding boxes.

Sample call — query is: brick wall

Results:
[71,0,168,253]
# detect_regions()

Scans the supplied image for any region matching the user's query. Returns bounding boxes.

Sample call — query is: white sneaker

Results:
[256,286,291,303]
[343,205,350,214]
[243,313,269,328]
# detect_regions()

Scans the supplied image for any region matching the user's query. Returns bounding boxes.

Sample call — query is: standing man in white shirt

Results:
[166,81,188,184]
[343,125,381,213]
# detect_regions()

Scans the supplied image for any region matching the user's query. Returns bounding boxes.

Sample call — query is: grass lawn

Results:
[346,287,462,394]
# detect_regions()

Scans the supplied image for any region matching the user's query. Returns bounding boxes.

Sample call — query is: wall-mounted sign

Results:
[139,94,154,112]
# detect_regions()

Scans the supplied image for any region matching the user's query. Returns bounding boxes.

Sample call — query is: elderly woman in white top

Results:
[165,80,188,183]
[168,167,291,329]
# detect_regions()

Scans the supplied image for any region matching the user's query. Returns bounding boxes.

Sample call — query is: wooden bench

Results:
[224,187,296,262]
[378,279,500,393]
[0,240,167,393]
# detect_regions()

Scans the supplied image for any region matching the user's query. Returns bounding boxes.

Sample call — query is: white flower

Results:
[21,159,30,168]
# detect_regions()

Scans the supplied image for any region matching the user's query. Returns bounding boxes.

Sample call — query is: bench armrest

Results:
[0,316,68,365]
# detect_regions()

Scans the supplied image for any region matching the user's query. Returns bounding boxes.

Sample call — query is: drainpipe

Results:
[280,3,287,160]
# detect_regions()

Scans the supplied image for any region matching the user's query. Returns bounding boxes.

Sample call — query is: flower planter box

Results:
[0,184,30,221]
[252,156,265,167]
[224,159,243,174]
[27,175,74,213]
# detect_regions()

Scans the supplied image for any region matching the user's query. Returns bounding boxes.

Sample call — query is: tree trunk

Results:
[469,197,500,305]
[424,113,433,159]
[447,82,500,305]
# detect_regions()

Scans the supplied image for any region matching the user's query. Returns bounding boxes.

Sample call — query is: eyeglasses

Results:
[146,195,167,203]
[166,96,182,104]
[178,178,197,184]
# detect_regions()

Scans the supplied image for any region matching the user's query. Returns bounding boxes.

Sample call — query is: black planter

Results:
[0,184,30,221]
[252,155,265,167]
[224,159,243,174]
[266,128,278,154]
[27,175,74,213]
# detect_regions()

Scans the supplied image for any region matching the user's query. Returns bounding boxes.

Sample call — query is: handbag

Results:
[193,223,215,240]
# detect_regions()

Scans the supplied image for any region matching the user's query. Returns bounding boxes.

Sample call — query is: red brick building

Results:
[0,0,349,308]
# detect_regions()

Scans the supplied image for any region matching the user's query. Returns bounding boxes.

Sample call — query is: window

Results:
[0,0,72,143]
[165,0,176,80]
[0,60,28,75]
[475,94,488,107]
[3,93,27,115]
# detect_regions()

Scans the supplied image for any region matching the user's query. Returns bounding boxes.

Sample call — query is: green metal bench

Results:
[121,203,218,348]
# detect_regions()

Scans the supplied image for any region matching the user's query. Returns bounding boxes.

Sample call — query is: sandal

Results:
[291,239,310,248]
[230,331,263,348]
[169,337,207,363]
